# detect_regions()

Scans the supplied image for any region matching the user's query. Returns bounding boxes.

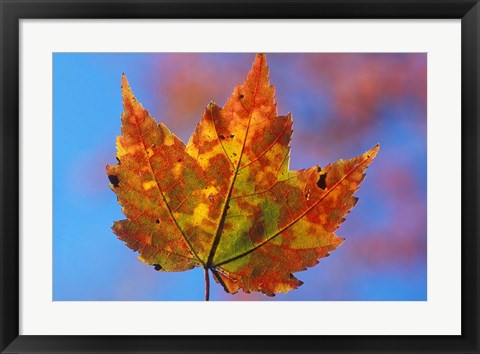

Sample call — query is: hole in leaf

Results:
[317,174,327,190]
[305,189,311,200]
[208,195,214,202]
[153,264,162,271]
[108,175,120,187]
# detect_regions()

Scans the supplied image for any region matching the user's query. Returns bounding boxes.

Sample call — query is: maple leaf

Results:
[106,54,379,300]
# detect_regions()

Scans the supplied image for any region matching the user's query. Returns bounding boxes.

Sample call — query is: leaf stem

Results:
[204,267,210,301]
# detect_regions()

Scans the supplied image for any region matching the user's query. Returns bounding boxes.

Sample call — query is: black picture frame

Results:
[1,0,479,353]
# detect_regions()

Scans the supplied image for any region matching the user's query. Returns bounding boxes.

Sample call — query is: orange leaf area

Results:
[106,54,379,297]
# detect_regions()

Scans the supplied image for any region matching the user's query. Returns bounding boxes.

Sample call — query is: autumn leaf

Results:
[106,54,379,300]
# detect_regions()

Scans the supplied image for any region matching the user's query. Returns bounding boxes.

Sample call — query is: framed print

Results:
[1,0,479,353]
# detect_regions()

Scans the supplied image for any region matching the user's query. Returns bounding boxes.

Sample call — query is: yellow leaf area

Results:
[106,54,379,297]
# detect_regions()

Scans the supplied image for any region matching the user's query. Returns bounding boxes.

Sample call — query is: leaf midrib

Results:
[212,153,374,268]
[205,56,264,268]
[131,112,203,267]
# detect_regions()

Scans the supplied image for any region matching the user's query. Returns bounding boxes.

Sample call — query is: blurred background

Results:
[53,53,426,301]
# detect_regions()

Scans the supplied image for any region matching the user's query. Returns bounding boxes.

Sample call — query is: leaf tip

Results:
[121,74,135,102]
[121,73,128,87]
[255,53,268,70]
[368,144,380,158]
[207,100,217,109]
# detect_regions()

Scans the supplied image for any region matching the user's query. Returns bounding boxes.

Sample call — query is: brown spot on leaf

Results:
[153,264,162,271]
[317,173,327,190]
[108,175,120,187]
